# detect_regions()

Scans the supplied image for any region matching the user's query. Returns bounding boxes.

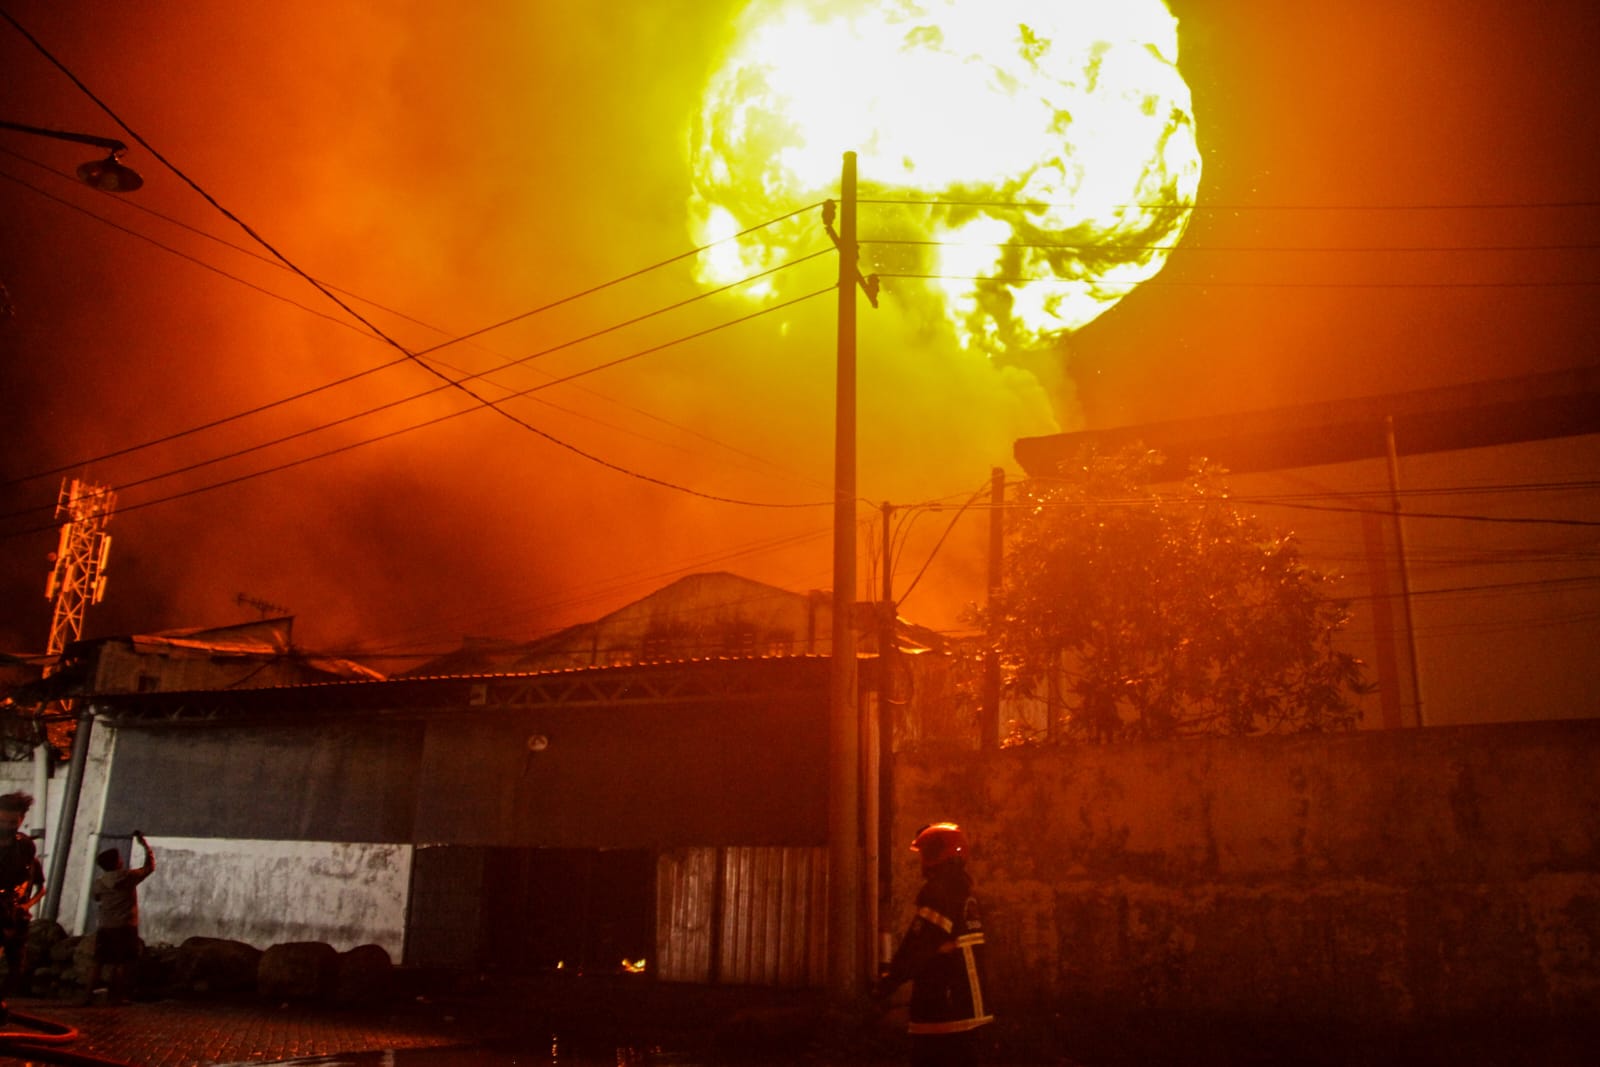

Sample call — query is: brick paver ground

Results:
[4,988,1595,1067]
[0,996,483,1067]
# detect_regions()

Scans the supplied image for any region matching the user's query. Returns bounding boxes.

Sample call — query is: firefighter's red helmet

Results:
[910,822,968,871]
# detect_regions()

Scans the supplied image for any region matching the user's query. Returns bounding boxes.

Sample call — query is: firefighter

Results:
[874,821,994,1067]
[0,792,44,1008]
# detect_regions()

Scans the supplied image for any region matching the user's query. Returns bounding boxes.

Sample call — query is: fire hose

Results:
[0,1006,137,1067]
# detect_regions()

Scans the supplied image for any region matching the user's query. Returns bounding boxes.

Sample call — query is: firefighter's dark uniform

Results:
[878,859,993,1066]
[0,834,41,999]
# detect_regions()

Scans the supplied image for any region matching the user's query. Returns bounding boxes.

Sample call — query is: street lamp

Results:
[0,119,143,192]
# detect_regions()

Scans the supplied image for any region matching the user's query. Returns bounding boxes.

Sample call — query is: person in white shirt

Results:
[84,832,155,1005]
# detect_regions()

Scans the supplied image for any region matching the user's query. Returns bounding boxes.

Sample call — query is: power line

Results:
[160,253,832,496]
[1399,573,1600,600]
[2,9,835,513]
[890,480,993,572]
[1342,607,1600,642]
[0,285,838,538]
[0,158,828,497]
[862,236,1600,253]
[984,491,1600,528]
[860,481,993,603]
[1246,496,1600,528]
[877,272,1600,290]
[2,150,835,506]
[0,161,384,343]
[859,197,1600,212]
[898,483,991,607]
[0,250,834,522]
[1241,479,1600,501]
[1286,547,1600,570]
[0,153,827,490]
[0,11,434,363]
[1020,474,1600,502]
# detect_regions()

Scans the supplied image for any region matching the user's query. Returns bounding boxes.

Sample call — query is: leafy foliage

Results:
[984,447,1370,741]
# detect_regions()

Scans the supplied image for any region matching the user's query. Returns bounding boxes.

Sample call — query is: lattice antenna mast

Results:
[45,478,116,660]
[236,592,290,620]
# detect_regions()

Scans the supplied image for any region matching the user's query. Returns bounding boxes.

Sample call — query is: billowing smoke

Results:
[1,1,1204,657]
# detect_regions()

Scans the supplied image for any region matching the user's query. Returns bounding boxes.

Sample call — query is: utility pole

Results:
[1384,416,1426,727]
[981,467,1004,749]
[827,149,863,997]
[875,501,897,971]
[821,151,880,996]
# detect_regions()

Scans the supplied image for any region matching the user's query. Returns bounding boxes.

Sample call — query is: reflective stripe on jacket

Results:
[884,862,993,1034]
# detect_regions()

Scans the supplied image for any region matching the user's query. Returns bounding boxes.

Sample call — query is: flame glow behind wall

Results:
[690,0,1201,359]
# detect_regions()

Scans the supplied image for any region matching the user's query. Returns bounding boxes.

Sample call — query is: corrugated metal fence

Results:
[656,846,827,986]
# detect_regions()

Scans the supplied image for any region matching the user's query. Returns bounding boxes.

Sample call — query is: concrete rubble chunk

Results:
[176,935,262,994]
[258,940,339,1001]
[333,943,395,1004]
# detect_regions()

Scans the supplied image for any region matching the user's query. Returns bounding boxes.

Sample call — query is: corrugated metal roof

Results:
[91,653,840,721]
[109,650,830,695]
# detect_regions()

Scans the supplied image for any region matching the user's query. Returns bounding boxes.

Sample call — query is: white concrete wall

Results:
[136,837,413,957]
[2,737,413,958]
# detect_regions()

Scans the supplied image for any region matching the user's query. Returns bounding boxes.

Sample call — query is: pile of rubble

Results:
[18,920,395,1004]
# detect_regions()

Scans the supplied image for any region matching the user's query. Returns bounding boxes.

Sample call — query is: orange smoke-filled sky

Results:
[1,1,1597,661]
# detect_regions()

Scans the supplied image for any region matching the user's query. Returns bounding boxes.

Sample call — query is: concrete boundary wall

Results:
[1,744,409,954]
[891,719,1600,1024]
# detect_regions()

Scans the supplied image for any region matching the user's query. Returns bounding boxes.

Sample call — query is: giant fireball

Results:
[690,0,1201,360]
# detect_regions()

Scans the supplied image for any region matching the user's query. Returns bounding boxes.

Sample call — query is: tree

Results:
[984,447,1371,741]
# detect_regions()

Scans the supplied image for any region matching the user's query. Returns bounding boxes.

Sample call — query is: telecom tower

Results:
[45,477,116,662]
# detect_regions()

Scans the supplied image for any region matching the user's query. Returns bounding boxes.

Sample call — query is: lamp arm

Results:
[0,119,128,154]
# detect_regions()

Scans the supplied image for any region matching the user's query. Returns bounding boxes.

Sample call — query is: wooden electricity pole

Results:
[827,150,862,996]
[822,149,882,996]
[981,467,1004,749]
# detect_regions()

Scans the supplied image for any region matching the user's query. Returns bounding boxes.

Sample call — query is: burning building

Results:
[6,572,949,985]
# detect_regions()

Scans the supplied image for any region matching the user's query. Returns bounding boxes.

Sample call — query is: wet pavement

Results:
[0,984,855,1067]
[0,987,1595,1067]
[0,995,479,1067]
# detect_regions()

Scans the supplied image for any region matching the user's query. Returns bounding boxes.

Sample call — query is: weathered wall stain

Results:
[135,838,411,956]
[891,719,1600,1023]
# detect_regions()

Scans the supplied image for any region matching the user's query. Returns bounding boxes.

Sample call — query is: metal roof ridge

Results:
[89,651,834,700]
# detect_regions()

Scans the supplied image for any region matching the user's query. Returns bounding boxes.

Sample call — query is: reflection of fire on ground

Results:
[691,0,1201,359]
